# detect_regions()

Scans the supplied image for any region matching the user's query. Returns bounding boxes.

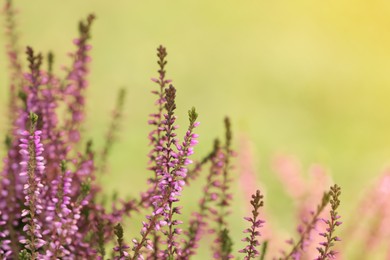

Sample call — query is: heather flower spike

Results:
[180,139,221,259]
[131,85,199,259]
[282,191,330,260]
[19,112,45,258]
[142,45,171,210]
[148,45,170,167]
[315,185,342,260]
[220,117,233,217]
[212,117,234,260]
[239,190,265,259]
[64,13,95,143]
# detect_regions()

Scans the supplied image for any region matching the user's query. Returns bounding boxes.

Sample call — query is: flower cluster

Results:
[180,140,221,259]
[315,185,342,260]
[239,190,265,259]
[281,191,330,260]
[64,14,95,143]
[0,3,124,258]
[19,114,46,258]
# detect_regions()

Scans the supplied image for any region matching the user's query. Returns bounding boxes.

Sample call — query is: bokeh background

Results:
[1,0,390,258]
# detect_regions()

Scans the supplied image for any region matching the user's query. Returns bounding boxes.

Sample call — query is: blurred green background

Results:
[1,0,390,258]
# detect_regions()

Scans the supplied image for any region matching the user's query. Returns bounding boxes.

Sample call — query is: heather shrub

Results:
[0,1,389,260]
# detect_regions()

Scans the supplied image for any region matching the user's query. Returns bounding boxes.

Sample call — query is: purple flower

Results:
[239,190,265,259]
[179,140,222,259]
[315,185,342,260]
[63,14,95,143]
[210,118,234,260]
[132,87,199,259]
[19,114,46,258]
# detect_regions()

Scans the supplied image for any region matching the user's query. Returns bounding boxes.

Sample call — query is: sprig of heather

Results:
[19,113,45,258]
[64,14,95,143]
[24,48,62,182]
[281,192,330,260]
[33,52,67,183]
[179,140,221,259]
[131,87,199,259]
[43,161,77,258]
[24,48,63,168]
[239,190,265,259]
[142,45,172,209]
[164,106,199,258]
[212,117,234,260]
[273,156,331,259]
[38,52,59,136]
[157,90,198,258]
[101,88,126,173]
[113,223,130,259]
[148,45,171,164]
[315,185,342,260]
[219,118,233,226]
[24,47,44,123]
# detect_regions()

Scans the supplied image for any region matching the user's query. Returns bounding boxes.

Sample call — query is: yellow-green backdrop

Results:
[1,0,390,258]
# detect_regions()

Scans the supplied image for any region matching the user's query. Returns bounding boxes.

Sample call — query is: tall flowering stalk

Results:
[148,45,171,166]
[316,185,342,260]
[180,140,221,259]
[281,192,330,260]
[212,117,234,260]
[64,14,95,143]
[131,85,199,259]
[178,140,223,259]
[19,113,46,259]
[218,118,233,227]
[274,156,332,259]
[142,45,172,209]
[239,190,265,259]
[24,47,65,184]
